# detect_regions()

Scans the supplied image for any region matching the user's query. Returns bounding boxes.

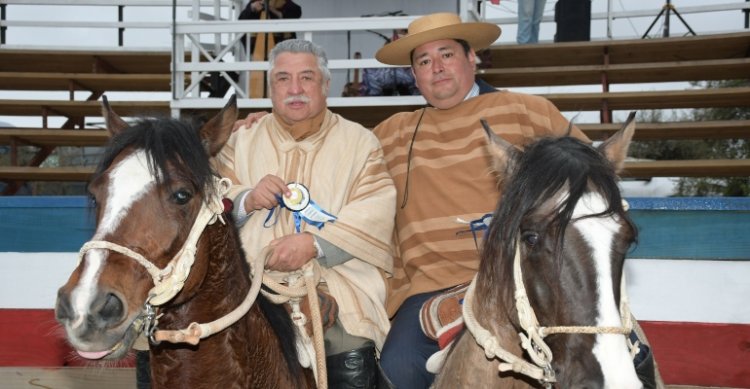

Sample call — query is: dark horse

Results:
[434,114,644,388]
[55,96,315,388]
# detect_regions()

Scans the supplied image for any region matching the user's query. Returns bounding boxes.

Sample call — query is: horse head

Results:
[55,96,237,360]
[475,113,642,388]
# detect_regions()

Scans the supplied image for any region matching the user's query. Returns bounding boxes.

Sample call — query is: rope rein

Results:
[260,262,328,389]
[462,238,639,387]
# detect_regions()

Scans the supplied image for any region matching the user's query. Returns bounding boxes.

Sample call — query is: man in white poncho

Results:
[214,39,396,388]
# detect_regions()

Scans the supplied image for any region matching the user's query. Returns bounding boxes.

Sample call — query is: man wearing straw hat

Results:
[372,12,658,389]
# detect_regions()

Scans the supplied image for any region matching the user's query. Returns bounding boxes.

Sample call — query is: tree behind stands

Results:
[629,79,750,196]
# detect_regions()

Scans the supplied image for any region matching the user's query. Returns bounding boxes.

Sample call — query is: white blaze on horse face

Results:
[573,192,642,389]
[71,150,155,328]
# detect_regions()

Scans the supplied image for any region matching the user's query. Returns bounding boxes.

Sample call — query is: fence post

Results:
[1,4,6,45]
[118,5,124,46]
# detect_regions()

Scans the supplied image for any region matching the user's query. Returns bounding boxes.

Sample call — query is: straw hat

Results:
[376,13,501,66]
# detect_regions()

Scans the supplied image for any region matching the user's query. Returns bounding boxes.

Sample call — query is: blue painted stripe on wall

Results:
[625,197,750,260]
[0,196,90,208]
[627,210,749,260]
[627,197,750,211]
[1,197,748,257]
[0,196,94,252]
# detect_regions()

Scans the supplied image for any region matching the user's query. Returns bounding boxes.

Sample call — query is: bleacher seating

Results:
[1,31,749,192]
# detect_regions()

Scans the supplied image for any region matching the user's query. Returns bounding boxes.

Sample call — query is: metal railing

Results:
[0,0,748,118]
[0,0,237,48]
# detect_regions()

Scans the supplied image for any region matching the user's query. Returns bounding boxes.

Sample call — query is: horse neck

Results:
[150,221,310,388]
[150,222,251,380]
[437,272,537,388]
[180,221,250,317]
[436,324,536,388]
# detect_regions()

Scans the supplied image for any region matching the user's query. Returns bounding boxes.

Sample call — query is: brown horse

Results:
[55,96,315,388]
[434,114,643,388]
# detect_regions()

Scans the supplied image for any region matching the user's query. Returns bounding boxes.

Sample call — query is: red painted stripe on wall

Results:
[0,309,134,368]
[640,320,750,388]
[3,309,749,387]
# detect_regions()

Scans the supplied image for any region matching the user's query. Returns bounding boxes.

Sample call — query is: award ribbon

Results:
[264,182,337,233]
[456,213,493,249]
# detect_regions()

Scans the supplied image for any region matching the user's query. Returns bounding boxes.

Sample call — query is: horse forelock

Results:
[482,136,634,275]
[94,117,218,201]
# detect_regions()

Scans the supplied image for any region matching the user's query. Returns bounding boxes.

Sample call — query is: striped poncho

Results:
[373,90,589,316]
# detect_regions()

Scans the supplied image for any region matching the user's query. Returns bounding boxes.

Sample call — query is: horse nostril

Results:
[95,293,125,328]
[55,289,73,322]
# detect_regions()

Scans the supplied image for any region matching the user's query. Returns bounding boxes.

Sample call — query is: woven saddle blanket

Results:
[419,281,471,349]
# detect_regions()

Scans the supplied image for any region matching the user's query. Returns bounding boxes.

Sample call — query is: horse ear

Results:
[599,111,636,173]
[480,118,519,176]
[563,113,580,137]
[101,95,129,136]
[200,95,238,156]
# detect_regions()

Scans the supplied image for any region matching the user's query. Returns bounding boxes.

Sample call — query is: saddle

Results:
[419,281,470,349]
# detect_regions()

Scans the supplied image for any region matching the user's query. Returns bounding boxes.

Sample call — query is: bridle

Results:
[77,176,266,345]
[462,237,639,387]
[78,174,330,386]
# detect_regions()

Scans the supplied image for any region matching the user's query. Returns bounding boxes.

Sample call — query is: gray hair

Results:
[267,39,331,85]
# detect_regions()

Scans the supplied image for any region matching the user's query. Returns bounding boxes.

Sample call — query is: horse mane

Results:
[480,136,637,296]
[93,117,216,200]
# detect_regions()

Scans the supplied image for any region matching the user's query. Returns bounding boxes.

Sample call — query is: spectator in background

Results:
[204,0,301,97]
[517,0,547,44]
[239,0,301,51]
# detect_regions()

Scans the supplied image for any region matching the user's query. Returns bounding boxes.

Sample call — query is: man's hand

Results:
[245,174,291,211]
[233,111,269,132]
[266,233,317,272]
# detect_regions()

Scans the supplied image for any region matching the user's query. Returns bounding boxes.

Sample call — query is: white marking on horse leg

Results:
[574,193,641,388]
[69,150,155,329]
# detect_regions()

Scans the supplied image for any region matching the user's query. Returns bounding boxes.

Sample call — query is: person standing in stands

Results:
[239,0,301,51]
[517,0,547,44]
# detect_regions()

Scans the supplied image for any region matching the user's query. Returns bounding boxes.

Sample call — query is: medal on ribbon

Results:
[456,213,493,249]
[278,182,337,232]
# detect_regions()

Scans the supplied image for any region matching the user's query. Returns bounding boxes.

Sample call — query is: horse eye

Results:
[172,189,192,205]
[522,232,539,247]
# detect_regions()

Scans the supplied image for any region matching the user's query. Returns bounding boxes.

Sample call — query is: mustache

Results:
[283,95,311,104]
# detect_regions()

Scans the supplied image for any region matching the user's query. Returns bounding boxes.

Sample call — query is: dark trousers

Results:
[379,290,442,389]
[135,350,151,389]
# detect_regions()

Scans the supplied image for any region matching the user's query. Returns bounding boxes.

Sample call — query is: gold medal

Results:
[281,182,310,212]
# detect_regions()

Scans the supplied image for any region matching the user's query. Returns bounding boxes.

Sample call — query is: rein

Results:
[462,239,638,387]
[261,262,328,388]
[77,177,266,345]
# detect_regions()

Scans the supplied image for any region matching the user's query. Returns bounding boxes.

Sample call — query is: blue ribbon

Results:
[264,193,337,233]
[456,213,493,249]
